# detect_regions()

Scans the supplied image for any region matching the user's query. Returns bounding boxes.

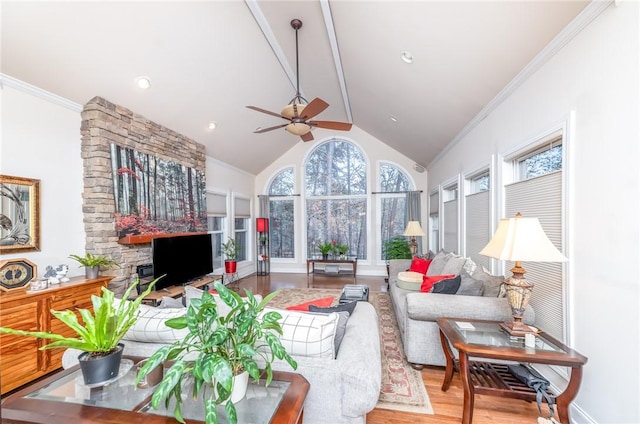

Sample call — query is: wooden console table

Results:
[142,275,221,306]
[0,276,112,394]
[306,258,357,276]
[437,318,588,424]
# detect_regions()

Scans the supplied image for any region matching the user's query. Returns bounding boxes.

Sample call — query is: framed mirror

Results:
[0,175,41,253]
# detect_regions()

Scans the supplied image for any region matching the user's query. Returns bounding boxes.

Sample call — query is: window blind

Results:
[206,193,227,216]
[505,171,563,341]
[465,191,490,269]
[443,199,458,254]
[429,192,439,214]
[234,197,251,218]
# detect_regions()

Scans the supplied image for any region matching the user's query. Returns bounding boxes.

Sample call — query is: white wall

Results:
[1,84,87,278]
[254,125,429,274]
[205,155,256,277]
[427,3,639,423]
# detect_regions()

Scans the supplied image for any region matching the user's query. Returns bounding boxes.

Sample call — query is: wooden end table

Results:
[437,318,587,424]
[306,258,357,276]
[1,356,309,424]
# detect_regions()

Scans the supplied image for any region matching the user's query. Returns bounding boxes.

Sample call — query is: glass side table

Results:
[437,318,588,424]
[2,356,309,424]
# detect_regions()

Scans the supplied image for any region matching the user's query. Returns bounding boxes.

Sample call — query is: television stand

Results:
[142,275,221,306]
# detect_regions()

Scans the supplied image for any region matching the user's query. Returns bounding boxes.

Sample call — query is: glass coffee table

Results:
[1,357,309,424]
[437,318,587,424]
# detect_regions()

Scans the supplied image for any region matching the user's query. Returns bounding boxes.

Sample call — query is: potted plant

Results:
[317,241,332,260]
[136,281,297,424]
[69,252,120,279]
[336,243,349,260]
[0,278,159,385]
[221,237,238,273]
[382,236,412,280]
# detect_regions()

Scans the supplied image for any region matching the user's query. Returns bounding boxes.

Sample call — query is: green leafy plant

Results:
[317,241,332,255]
[221,237,238,261]
[69,252,120,269]
[382,236,412,261]
[336,243,349,255]
[0,278,157,355]
[136,281,297,424]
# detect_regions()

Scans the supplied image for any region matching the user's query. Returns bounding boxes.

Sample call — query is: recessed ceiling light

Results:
[401,51,414,64]
[135,76,151,89]
[208,121,217,130]
[390,115,398,123]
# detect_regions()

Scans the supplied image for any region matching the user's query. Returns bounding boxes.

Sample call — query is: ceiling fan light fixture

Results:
[285,122,311,136]
[281,103,306,120]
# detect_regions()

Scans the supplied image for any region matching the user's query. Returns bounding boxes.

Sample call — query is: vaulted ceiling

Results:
[1,1,589,174]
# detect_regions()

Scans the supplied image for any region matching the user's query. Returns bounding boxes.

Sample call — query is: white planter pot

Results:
[230,371,249,404]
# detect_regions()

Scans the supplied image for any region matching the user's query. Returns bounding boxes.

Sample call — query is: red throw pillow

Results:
[409,258,432,275]
[286,296,335,311]
[420,274,456,293]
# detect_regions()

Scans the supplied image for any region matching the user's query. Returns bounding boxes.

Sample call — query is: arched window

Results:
[378,163,411,260]
[268,168,295,259]
[305,139,367,259]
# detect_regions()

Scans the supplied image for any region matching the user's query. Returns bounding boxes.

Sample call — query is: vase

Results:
[214,371,249,404]
[230,371,249,404]
[78,343,124,385]
[224,260,237,273]
[322,253,328,260]
[85,266,99,280]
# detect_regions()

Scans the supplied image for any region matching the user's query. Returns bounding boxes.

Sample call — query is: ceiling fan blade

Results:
[301,131,314,142]
[300,98,329,120]
[246,106,287,120]
[254,124,288,133]
[309,121,353,131]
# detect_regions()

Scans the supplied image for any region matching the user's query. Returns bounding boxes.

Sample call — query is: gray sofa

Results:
[388,256,535,368]
[63,299,381,424]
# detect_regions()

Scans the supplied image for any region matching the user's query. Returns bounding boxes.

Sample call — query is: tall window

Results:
[465,170,490,269]
[506,139,564,341]
[269,168,295,259]
[206,192,227,270]
[305,139,367,259]
[378,163,410,260]
[442,182,459,254]
[429,191,439,252]
[234,197,250,261]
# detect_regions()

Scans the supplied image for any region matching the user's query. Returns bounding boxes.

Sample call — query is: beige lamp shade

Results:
[403,221,426,237]
[479,214,566,262]
[285,122,311,136]
[281,103,306,120]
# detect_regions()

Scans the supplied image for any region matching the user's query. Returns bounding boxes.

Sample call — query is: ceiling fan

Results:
[246,18,352,142]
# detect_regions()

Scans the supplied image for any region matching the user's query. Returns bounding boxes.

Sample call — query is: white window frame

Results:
[232,194,252,263]
[267,166,297,263]
[376,161,413,264]
[464,166,491,269]
[500,113,574,384]
[442,177,460,254]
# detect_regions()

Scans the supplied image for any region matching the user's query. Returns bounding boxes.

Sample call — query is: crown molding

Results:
[428,0,614,169]
[0,73,82,112]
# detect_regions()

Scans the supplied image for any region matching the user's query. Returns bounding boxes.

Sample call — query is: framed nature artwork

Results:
[0,175,41,253]
[110,144,207,237]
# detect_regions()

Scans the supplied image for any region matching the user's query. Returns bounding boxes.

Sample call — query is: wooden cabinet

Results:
[0,276,111,394]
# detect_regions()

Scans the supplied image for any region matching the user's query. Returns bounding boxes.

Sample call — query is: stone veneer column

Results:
[80,97,206,293]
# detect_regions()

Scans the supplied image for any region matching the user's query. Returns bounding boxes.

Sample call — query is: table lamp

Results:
[479,213,567,336]
[403,221,425,256]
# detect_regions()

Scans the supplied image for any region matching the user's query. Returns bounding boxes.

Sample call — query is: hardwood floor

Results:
[235,272,545,424]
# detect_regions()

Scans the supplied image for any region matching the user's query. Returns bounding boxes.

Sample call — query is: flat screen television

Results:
[152,233,213,291]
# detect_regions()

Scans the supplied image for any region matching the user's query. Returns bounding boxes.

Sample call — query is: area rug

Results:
[268,288,433,415]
